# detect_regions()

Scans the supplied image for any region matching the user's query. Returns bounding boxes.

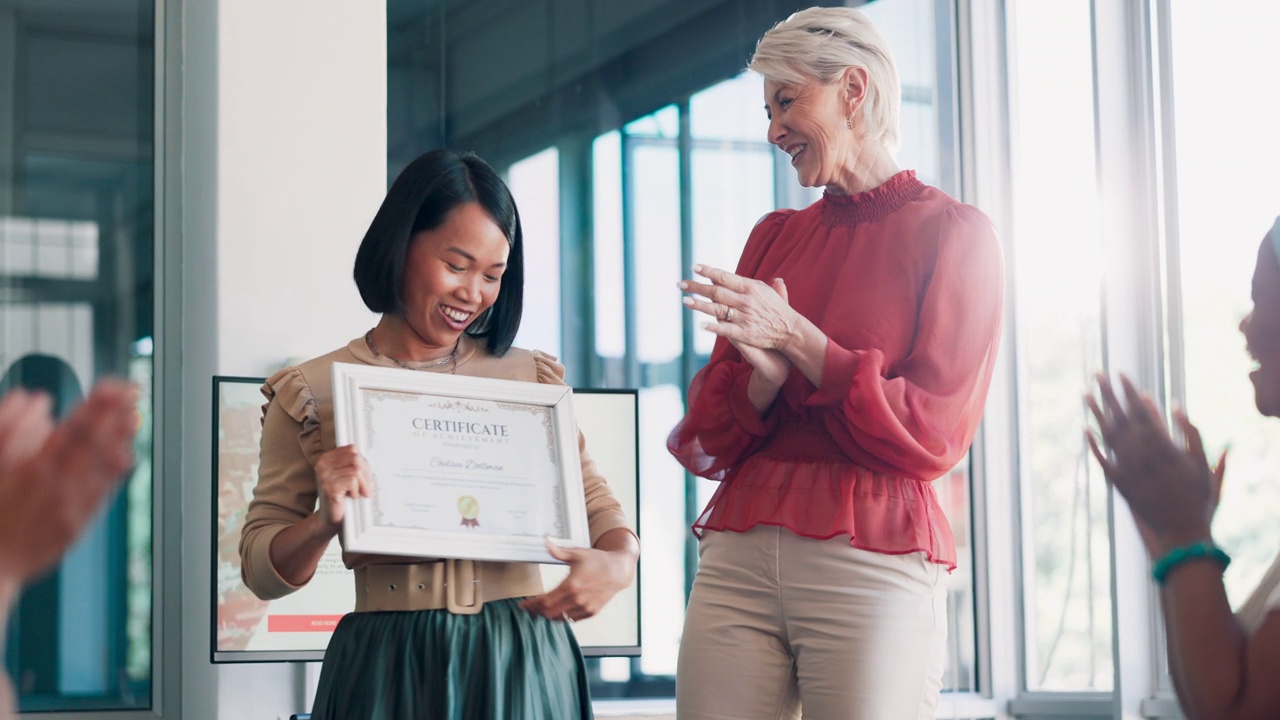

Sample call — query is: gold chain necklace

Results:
[365,330,457,373]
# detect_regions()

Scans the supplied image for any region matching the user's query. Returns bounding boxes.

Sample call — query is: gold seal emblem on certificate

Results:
[457,495,480,528]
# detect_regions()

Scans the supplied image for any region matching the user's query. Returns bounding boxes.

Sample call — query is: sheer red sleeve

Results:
[667,211,793,481]
[805,204,1004,480]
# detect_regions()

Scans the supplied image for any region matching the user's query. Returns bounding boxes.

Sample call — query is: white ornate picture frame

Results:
[331,362,590,563]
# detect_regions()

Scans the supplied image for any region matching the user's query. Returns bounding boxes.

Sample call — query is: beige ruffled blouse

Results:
[239,334,632,604]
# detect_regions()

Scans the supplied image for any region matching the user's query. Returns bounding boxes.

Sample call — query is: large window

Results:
[994,1,1280,716]
[1006,1,1113,693]
[0,0,154,711]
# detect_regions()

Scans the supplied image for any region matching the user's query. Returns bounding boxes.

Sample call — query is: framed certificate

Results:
[331,362,591,564]
[212,376,639,662]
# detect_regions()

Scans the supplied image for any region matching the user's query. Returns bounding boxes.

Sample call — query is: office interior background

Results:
[0,0,1277,717]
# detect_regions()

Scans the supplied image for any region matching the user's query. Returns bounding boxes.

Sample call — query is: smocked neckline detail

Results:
[346,333,477,371]
[819,170,925,227]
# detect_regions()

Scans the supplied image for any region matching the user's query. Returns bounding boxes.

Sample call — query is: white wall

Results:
[214,3,387,372]
[180,2,386,718]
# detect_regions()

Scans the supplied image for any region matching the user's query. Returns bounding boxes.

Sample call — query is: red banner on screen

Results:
[267,614,344,633]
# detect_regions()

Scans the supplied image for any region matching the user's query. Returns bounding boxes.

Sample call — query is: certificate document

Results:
[331,363,590,563]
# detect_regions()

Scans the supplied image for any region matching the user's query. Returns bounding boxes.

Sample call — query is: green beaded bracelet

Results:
[1151,540,1230,585]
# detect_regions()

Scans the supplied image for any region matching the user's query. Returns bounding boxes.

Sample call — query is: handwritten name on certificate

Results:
[333,363,590,563]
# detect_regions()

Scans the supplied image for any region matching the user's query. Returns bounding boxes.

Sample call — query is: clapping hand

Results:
[1085,374,1226,556]
[680,264,794,388]
[0,381,137,596]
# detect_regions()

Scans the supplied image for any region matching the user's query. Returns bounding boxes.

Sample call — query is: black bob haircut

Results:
[353,149,524,357]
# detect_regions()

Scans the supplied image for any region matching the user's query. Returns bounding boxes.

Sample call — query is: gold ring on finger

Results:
[724,307,735,322]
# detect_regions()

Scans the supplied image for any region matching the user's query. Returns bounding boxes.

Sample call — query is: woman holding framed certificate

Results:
[239,149,639,720]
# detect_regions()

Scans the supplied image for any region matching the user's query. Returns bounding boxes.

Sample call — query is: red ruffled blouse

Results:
[667,171,1004,570]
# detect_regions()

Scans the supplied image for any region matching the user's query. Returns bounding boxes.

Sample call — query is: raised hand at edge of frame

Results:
[0,380,138,605]
[1085,373,1226,558]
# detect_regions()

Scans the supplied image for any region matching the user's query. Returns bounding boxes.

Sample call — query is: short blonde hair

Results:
[749,6,901,152]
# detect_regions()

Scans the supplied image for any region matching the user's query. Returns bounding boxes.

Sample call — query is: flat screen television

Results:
[212,376,641,662]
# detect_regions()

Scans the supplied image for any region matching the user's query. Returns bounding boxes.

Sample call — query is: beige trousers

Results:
[676,526,948,720]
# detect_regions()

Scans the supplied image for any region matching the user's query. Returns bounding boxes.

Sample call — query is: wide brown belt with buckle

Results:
[353,559,545,615]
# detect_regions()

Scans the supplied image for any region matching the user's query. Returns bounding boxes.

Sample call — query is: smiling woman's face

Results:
[763,74,859,191]
[398,201,509,352]
[1242,237,1280,416]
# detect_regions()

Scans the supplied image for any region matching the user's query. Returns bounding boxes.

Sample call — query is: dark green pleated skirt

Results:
[310,598,593,720]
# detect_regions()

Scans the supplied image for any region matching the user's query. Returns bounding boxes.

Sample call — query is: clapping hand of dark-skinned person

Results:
[680,264,794,388]
[312,445,373,535]
[1085,374,1227,558]
[521,532,638,623]
[0,380,137,600]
